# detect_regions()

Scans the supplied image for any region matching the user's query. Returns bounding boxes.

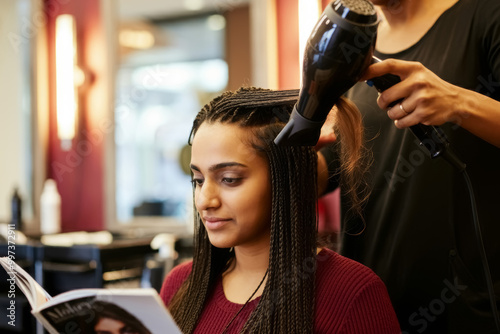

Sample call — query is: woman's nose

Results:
[195,181,221,211]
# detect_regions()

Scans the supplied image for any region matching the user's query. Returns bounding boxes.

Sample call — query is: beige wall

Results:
[0,0,30,223]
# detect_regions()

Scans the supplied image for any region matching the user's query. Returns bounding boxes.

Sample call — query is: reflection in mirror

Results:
[114,11,228,225]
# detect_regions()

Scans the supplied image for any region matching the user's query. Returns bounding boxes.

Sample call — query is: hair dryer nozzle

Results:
[274,106,324,146]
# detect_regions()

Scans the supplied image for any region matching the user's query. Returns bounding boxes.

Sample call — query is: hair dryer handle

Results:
[367,73,445,157]
[366,63,466,171]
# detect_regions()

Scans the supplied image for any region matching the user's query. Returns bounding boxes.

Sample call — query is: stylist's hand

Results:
[361,59,464,129]
[314,108,337,151]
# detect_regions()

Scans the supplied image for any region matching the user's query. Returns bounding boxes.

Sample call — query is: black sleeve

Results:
[479,0,500,84]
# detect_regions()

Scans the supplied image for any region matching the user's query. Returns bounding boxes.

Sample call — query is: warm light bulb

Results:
[206,14,226,31]
[55,14,78,150]
[119,29,155,49]
[184,0,204,11]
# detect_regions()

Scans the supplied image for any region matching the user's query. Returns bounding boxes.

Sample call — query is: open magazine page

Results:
[37,289,181,334]
[0,257,51,309]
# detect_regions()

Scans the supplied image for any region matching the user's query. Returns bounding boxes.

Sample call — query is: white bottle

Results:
[40,179,61,235]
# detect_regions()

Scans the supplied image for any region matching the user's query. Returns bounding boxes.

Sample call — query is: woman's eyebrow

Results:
[190,162,247,172]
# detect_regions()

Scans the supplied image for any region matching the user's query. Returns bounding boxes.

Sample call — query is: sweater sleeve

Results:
[159,260,193,307]
[340,278,401,334]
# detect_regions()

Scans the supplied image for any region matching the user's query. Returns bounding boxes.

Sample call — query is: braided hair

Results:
[168,87,366,333]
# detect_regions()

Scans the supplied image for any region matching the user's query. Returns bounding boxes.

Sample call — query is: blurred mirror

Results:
[113,0,249,228]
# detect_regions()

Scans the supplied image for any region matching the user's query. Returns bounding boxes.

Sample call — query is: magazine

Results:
[0,257,181,334]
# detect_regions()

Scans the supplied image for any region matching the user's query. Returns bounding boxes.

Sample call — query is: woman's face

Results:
[94,318,139,334]
[190,122,272,249]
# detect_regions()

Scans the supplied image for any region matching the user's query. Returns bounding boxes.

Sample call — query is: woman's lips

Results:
[203,217,231,230]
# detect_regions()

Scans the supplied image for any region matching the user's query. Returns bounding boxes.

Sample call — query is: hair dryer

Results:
[274,0,378,147]
[274,0,465,170]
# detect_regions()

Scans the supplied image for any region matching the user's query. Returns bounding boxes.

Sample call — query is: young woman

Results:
[160,87,400,333]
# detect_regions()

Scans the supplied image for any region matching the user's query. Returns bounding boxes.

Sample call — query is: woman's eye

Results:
[191,178,204,186]
[121,327,140,334]
[222,177,241,185]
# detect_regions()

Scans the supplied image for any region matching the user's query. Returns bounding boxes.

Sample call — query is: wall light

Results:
[119,29,155,50]
[298,0,321,79]
[55,14,78,151]
[206,14,226,31]
[184,0,205,11]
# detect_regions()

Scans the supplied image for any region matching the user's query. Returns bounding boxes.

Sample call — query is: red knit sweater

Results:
[160,248,400,333]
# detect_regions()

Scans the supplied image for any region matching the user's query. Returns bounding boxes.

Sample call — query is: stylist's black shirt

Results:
[323,0,500,333]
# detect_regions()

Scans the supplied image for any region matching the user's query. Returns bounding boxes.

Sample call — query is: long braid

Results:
[169,86,366,333]
[288,147,301,334]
